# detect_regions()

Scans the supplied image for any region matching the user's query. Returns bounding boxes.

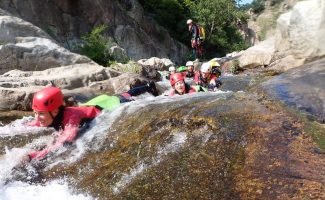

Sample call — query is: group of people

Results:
[19,59,222,163]
[17,18,220,164]
[21,60,222,163]
[168,60,222,96]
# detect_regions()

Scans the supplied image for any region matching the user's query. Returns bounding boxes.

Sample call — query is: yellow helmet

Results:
[209,59,220,67]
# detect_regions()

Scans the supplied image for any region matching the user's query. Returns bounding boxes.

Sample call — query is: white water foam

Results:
[0,180,93,200]
[0,116,48,136]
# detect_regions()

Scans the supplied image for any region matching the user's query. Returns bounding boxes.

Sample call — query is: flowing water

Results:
[0,74,324,199]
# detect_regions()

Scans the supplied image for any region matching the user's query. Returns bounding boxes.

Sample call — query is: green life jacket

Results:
[79,95,121,111]
[193,85,208,92]
[177,66,187,72]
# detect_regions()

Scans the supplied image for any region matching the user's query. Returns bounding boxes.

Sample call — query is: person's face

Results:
[34,109,58,127]
[170,70,176,75]
[201,72,210,79]
[187,65,194,72]
[188,23,192,30]
[174,81,185,94]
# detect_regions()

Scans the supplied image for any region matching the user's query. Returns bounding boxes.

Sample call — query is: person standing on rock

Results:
[187,19,202,61]
[21,84,159,162]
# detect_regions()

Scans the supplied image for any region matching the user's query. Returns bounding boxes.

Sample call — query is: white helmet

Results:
[169,66,176,72]
[200,62,211,73]
[187,19,193,25]
[186,61,194,66]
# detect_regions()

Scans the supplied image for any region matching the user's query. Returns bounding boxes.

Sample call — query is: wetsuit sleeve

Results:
[28,126,79,160]
[28,113,81,161]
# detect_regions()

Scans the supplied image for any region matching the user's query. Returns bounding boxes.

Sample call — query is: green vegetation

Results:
[78,25,113,66]
[229,59,240,74]
[138,0,249,58]
[138,0,189,44]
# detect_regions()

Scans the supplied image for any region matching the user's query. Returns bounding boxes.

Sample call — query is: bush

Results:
[270,0,284,6]
[138,0,189,44]
[251,0,265,14]
[79,25,113,66]
[229,59,240,74]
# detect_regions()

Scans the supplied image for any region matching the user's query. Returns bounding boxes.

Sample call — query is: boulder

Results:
[268,55,305,72]
[275,0,325,60]
[0,37,92,75]
[88,73,148,95]
[264,57,325,123]
[0,63,151,110]
[0,15,51,43]
[109,45,129,63]
[239,37,276,68]
[137,57,174,79]
[0,63,110,110]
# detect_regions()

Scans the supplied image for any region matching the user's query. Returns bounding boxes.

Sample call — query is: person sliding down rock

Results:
[21,83,159,162]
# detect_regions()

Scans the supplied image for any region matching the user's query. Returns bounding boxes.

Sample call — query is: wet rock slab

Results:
[263,58,325,123]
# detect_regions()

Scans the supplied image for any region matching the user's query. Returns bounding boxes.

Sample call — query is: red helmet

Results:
[170,73,184,86]
[32,87,64,112]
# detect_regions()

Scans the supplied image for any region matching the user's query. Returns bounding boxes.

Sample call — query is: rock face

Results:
[240,0,325,71]
[239,37,275,68]
[0,37,92,74]
[0,63,149,110]
[0,14,51,43]
[275,0,325,60]
[0,0,189,63]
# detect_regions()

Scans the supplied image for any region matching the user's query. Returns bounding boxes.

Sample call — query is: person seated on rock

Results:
[194,62,222,91]
[182,61,195,78]
[169,73,206,96]
[22,83,159,162]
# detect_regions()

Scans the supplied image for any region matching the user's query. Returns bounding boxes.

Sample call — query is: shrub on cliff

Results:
[79,25,113,66]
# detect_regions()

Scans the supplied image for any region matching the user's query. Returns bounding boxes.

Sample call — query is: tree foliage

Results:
[79,25,113,66]
[184,0,249,55]
[138,0,250,57]
[138,0,190,43]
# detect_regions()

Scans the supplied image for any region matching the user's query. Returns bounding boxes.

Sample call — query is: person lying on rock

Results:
[21,83,158,162]
[181,61,195,79]
[169,73,206,96]
[194,62,222,91]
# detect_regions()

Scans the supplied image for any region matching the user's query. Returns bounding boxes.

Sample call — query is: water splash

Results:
[0,179,93,200]
[0,116,48,137]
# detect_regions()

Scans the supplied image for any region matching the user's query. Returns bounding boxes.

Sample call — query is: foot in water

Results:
[148,81,159,96]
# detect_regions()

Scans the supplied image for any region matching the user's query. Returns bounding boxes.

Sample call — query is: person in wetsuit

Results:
[23,83,159,162]
[168,73,206,96]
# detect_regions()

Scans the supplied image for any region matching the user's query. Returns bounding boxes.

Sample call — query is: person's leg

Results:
[127,82,159,97]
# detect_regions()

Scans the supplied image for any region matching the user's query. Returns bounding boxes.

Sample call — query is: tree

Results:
[184,0,249,55]
[79,25,113,66]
